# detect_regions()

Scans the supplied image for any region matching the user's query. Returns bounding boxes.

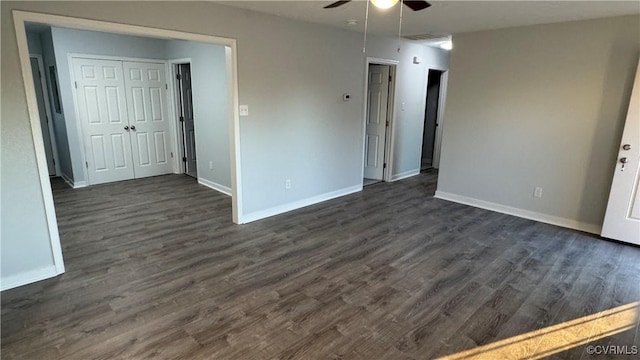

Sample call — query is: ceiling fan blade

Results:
[324,0,352,9]
[403,0,431,11]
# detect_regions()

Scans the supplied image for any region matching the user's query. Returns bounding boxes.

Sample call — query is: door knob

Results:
[130,125,136,130]
[622,144,631,150]
[124,125,129,130]
[620,157,628,164]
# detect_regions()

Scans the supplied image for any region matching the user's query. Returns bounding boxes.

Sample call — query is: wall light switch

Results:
[534,187,543,198]
[239,105,249,116]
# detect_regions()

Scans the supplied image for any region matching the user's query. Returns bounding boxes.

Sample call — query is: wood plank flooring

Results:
[2,172,639,359]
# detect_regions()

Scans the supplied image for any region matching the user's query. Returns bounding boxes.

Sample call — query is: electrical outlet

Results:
[285,179,291,189]
[534,187,543,198]
[239,105,249,116]
[209,161,213,170]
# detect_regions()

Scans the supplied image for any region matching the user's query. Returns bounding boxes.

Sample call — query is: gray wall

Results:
[50,27,167,183]
[26,30,42,54]
[438,15,640,228]
[1,1,447,285]
[1,28,54,281]
[165,40,230,188]
[40,28,73,180]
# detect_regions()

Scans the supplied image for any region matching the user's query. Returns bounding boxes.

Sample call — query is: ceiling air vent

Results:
[403,33,448,41]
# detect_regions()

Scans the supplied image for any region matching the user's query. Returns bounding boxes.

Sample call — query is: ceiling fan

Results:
[324,0,431,11]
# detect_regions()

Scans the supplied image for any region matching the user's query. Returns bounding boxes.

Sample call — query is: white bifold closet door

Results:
[73,58,173,185]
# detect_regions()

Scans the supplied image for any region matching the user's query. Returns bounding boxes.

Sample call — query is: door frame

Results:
[30,54,61,176]
[420,67,449,170]
[167,58,193,176]
[361,57,398,185]
[13,10,244,279]
[68,54,173,186]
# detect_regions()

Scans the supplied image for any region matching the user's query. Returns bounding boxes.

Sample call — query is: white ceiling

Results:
[216,1,640,37]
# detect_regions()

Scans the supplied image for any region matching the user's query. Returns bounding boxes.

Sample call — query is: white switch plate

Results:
[285,179,291,189]
[534,187,543,198]
[239,105,249,116]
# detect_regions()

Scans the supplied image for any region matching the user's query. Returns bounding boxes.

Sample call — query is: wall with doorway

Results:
[31,26,232,189]
[365,39,450,180]
[165,40,230,190]
[437,15,640,232]
[1,1,448,287]
[51,27,167,185]
[421,69,443,169]
[40,28,73,181]
[26,30,61,178]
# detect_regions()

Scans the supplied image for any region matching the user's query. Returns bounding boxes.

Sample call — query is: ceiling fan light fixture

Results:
[371,0,399,10]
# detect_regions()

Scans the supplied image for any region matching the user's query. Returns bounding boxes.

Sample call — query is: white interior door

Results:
[73,58,134,185]
[123,61,173,178]
[601,60,640,245]
[364,64,390,180]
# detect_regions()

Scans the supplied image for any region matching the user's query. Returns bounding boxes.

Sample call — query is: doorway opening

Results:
[363,61,396,186]
[11,10,243,289]
[174,63,197,178]
[421,69,445,171]
[29,54,61,178]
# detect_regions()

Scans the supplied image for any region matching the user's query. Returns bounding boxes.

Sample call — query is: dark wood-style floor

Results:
[2,172,639,359]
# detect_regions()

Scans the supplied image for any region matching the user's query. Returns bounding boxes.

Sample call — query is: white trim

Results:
[390,169,420,182]
[366,57,400,66]
[198,178,232,196]
[418,67,449,171]
[434,190,602,235]
[361,57,400,186]
[242,185,362,224]
[14,15,66,276]
[167,58,192,175]
[67,54,91,184]
[30,54,61,176]
[383,66,398,183]
[433,71,448,169]
[60,172,74,188]
[60,172,87,189]
[227,45,243,224]
[67,53,166,64]
[1,265,58,291]
[14,11,236,46]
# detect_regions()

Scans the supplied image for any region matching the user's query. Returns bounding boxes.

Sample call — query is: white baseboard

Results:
[1,265,59,291]
[198,178,232,196]
[391,169,420,182]
[60,173,74,187]
[241,185,362,224]
[434,190,602,235]
[60,173,87,189]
